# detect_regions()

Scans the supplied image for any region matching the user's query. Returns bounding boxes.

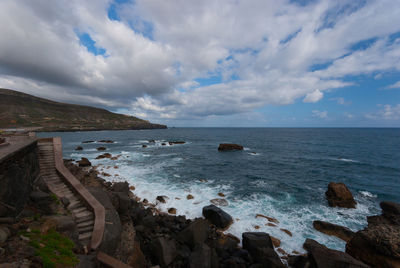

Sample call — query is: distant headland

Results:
[0,88,166,132]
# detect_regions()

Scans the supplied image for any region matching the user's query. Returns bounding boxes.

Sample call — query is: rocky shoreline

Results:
[1,143,399,267]
[65,158,400,267]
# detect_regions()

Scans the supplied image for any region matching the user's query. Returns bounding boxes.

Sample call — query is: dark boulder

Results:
[242,232,274,255]
[242,232,284,268]
[82,140,94,143]
[97,146,107,151]
[98,140,114,143]
[218,144,244,151]
[178,218,211,249]
[381,201,400,216]
[75,146,83,151]
[78,157,91,167]
[304,238,369,268]
[151,236,178,267]
[288,254,310,268]
[189,243,212,268]
[313,220,355,242]
[325,182,356,208]
[96,153,112,159]
[156,195,167,203]
[112,181,129,194]
[346,221,400,267]
[202,205,233,229]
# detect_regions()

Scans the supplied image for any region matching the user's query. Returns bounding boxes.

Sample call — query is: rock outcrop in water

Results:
[218,143,244,151]
[313,220,355,242]
[325,182,356,208]
[346,201,400,268]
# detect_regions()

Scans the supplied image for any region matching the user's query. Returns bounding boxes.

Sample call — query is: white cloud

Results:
[312,110,328,118]
[330,97,351,105]
[303,89,323,103]
[366,104,400,120]
[0,0,399,122]
[384,81,400,90]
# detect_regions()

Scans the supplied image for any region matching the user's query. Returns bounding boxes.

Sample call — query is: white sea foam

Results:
[71,146,376,256]
[359,191,377,198]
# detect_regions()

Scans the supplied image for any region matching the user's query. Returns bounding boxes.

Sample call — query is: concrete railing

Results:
[51,137,105,251]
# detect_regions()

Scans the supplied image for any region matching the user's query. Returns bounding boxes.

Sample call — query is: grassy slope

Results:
[0,88,166,131]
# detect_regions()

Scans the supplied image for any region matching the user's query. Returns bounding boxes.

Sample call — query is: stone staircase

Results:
[37,139,95,247]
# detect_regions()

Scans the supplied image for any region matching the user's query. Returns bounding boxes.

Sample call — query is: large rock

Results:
[346,201,400,268]
[112,181,129,194]
[304,239,368,268]
[189,243,218,268]
[78,157,91,167]
[313,220,355,242]
[178,218,210,249]
[202,205,233,229]
[325,182,356,208]
[151,236,177,267]
[218,143,244,151]
[242,232,284,268]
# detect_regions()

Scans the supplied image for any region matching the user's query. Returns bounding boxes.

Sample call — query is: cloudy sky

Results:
[1,0,400,127]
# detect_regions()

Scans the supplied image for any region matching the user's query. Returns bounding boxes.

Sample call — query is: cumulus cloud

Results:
[312,110,328,118]
[0,0,400,122]
[366,104,400,120]
[303,89,323,103]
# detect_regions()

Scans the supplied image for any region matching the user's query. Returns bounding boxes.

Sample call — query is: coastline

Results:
[64,158,399,267]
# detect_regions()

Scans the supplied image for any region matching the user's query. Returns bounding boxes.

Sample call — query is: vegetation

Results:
[19,229,79,268]
[0,88,166,131]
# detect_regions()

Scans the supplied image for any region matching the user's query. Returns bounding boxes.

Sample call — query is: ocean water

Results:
[38,128,400,254]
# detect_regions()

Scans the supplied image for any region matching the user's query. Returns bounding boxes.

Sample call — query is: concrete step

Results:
[75,214,94,223]
[78,225,93,234]
[68,200,83,210]
[78,232,92,241]
[77,220,94,229]
[74,210,93,218]
[72,207,87,214]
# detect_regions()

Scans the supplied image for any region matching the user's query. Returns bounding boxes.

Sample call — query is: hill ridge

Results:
[0,88,166,131]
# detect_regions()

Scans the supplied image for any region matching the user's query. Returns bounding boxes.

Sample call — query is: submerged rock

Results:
[210,198,229,206]
[98,140,114,143]
[202,204,233,229]
[75,146,83,151]
[169,141,186,145]
[313,220,355,242]
[96,153,112,159]
[218,143,244,151]
[82,140,94,143]
[304,238,368,268]
[325,182,356,208]
[187,194,194,200]
[168,208,177,214]
[256,214,279,224]
[97,146,107,151]
[142,144,147,148]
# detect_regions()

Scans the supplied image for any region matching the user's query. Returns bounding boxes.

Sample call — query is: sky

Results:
[0,0,400,127]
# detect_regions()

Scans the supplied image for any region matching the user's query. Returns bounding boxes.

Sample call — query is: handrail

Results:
[51,137,105,250]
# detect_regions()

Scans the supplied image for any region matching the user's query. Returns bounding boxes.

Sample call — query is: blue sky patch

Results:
[76,31,106,56]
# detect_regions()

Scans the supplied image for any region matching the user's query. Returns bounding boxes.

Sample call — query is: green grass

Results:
[19,229,79,268]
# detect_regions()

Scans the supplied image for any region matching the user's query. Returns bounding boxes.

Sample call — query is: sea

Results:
[37,128,400,255]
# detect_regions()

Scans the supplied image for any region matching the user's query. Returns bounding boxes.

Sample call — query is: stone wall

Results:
[0,139,39,216]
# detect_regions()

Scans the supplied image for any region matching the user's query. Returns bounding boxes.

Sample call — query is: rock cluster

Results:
[346,201,400,268]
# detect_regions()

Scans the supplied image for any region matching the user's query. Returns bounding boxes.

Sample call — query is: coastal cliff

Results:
[0,88,166,131]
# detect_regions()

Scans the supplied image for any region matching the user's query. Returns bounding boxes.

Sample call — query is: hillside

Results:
[0,88,166,131]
